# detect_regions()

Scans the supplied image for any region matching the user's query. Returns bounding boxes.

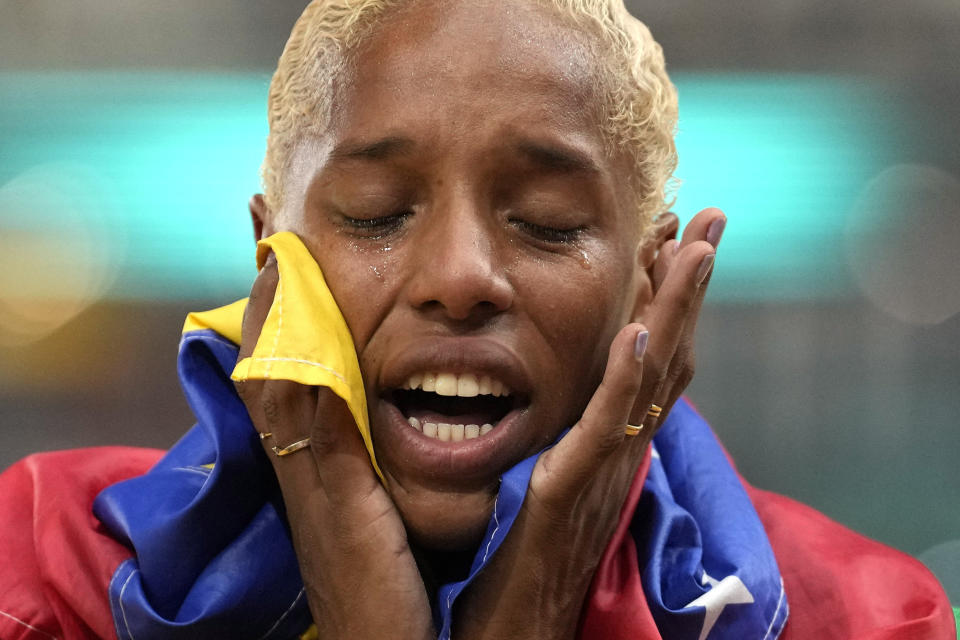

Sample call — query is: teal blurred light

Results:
[0,71,899,301]
[0,72,269,301]
[672,75,900,301]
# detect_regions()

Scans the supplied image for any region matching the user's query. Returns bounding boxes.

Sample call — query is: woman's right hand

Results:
[233,254,435,640]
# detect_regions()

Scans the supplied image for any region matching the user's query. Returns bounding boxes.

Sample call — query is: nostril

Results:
[417,297,506,324]
[411,268,513,319]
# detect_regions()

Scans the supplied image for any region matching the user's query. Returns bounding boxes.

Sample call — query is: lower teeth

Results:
[408,417,493,440]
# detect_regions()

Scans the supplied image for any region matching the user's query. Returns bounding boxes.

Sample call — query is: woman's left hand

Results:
[454,207,725,640]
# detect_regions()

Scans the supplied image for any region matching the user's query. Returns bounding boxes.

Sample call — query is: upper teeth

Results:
[402,372,511,398]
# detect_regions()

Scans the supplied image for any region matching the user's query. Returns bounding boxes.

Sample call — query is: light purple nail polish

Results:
[673,240,681,255]
[706,218,726,248]
[697,254,715,284]
[635,330,649,361]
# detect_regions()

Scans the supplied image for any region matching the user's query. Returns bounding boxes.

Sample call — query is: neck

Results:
[413,544,477,600]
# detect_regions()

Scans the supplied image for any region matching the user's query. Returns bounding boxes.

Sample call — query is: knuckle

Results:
[663,283,695,312]
[235,380,266,410]
[603,372,642,407]
[261,386,284,427]
[661,342,696,390]
[675,361,695,389]
[594,422,625,457]
[233,380,251,401]
[645,359,667,388]
[310,424,339,457]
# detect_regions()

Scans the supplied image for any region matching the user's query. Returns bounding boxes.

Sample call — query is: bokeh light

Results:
[846,164,960,325]
[0,163,124,346]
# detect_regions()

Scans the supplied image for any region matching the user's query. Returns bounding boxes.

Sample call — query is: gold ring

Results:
[259,432,273,440]
[647,404,663,418]
[272,438,311,457]
[624,423,643,437]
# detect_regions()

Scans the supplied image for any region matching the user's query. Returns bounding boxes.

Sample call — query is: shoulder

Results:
[0,447,162,640]
[747,485,956,640]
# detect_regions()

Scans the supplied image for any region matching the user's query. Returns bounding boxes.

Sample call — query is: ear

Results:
[249,194,269,242]
[631,212,680,320]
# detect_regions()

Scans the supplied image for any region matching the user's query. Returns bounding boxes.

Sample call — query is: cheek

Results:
[513,250,634,385]
[304,238,403,351]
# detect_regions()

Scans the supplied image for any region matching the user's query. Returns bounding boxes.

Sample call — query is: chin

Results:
[393,488,497,552]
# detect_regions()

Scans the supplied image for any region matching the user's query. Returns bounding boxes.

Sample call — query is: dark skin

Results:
[235,0,725,637]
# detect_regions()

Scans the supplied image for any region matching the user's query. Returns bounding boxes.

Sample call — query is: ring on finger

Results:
[624,423,643,437]
[272,437,311,457]
[647,404,663,419]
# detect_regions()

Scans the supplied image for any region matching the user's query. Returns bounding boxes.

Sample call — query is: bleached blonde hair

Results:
[263,0,678,240]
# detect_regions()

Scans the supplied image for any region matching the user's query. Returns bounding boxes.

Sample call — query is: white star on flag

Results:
[686,571,755,640]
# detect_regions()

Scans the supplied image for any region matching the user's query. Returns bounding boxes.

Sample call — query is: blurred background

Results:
[1,0,958,589]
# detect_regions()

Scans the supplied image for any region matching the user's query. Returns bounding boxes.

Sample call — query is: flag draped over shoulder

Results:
[0,288,955,639]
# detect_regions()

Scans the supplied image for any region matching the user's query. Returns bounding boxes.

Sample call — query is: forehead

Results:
[331,0,605,152]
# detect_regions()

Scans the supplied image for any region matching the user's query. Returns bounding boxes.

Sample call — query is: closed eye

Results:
[509,218,584,244]
[342,210,412,238]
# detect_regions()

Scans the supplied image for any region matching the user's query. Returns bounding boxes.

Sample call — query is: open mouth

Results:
[388,372,522,441]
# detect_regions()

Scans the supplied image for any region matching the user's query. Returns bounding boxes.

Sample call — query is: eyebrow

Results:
[327,135,602,174]
[514,140,602,175]
[329,136,415,161]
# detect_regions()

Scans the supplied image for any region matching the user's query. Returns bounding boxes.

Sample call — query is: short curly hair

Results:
[262,0,678,241]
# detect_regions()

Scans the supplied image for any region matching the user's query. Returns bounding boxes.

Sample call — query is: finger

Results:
[243,380,323,496]
[653,213,726,413]
[250,382,382,511]
[532,323,647,503]
[248,379,378,491]
[644,240,715,359]
[671,238,718,352]
[654,208,724,290]
[309,388,383,501]
[651,212,680,253]
[634,239,715,423]
[652,238,681,290]
[647,213,679,289]
[679,207,726,250]
[649,255,713,429]
[238,252,279,361]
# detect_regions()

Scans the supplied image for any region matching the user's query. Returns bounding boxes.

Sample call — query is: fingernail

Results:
[697,254,715,285]
[634,329,649,361]
[706,218,726,247]
[673,240,681,255]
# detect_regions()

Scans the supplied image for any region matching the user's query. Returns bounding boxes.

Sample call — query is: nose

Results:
[405,201,513,322]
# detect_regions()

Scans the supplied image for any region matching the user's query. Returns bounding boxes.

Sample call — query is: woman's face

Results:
[259,0,653,550]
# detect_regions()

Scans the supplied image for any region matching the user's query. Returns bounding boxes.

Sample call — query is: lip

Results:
[374,337,537,484]
[376,399,533,484]
[378,337,533,397]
